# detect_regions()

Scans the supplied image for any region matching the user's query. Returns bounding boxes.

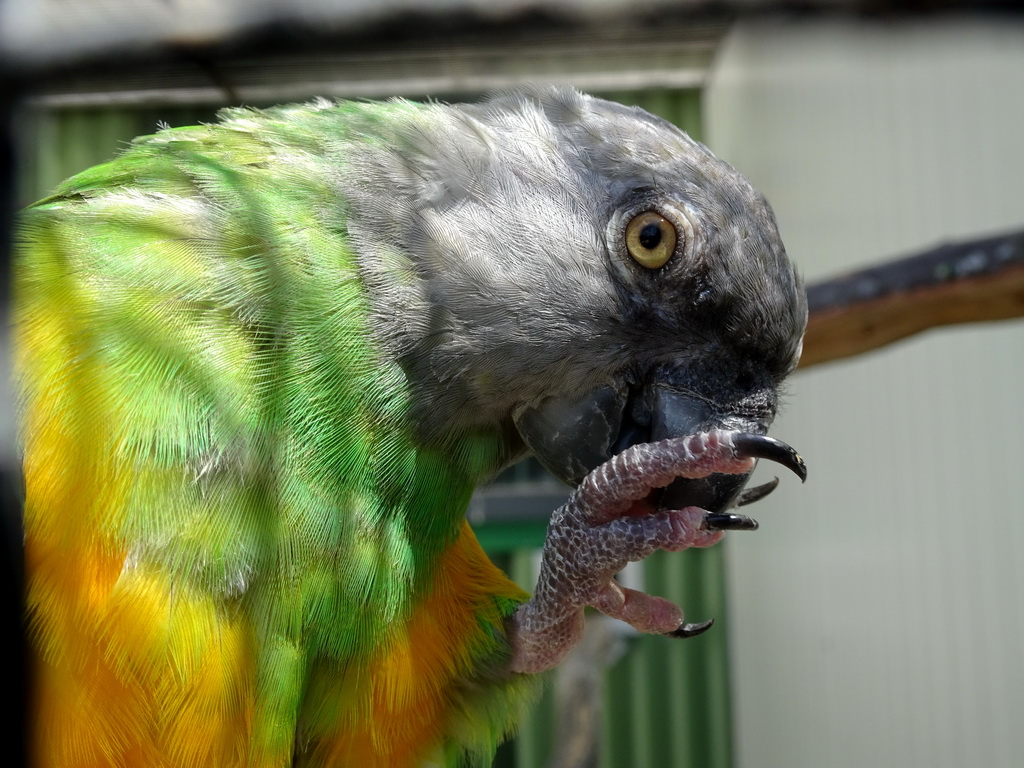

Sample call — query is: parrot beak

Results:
[512,383,628,489]
[514,369,805,528]
[648,385,792,530]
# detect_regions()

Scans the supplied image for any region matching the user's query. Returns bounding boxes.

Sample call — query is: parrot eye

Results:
[625,211,677,269]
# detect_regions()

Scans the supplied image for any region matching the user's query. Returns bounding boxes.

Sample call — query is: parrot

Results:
[14,86,807,767]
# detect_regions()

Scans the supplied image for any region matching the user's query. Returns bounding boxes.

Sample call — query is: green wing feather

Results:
[18,100,538,767]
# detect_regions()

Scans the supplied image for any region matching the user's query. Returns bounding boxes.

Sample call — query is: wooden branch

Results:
[799,228,1024,369]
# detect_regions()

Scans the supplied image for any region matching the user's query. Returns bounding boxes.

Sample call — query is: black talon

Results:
[735,477,779,507]
[732,433,807,482]
[704,512,759,531]
[666,618,715,638]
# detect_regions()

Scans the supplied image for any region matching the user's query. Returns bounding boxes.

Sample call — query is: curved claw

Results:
[736,477,779,508]
[666,617,715,639]
[704,512,759,531]
[732,433,807,482]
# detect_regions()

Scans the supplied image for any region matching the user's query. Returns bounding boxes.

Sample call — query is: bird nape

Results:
[14,86,806,767]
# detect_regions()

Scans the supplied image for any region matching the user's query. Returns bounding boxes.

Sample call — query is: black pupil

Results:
[638,223,662,250]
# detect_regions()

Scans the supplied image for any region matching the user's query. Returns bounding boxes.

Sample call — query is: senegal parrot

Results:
[14,87,807,767]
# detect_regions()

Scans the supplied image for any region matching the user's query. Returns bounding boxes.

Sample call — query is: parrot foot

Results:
[506,430,803,674]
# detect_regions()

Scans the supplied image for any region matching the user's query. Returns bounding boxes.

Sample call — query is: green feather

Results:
[19,98,538,767]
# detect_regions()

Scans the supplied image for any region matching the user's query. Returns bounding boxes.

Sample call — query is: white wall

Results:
[706,18,1024,768]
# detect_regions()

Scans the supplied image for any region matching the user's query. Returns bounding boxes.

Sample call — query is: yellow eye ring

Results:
[624,211,677,269]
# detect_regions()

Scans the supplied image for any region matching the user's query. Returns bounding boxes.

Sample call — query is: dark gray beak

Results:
[514,365,805,527]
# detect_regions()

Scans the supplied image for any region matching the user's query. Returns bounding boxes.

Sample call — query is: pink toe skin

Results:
[690,524,726,549]
[619,587,687,634]
[594,580,686,634]
[684,518,724,548]
[580,432,756,526]
[658,507,725,551]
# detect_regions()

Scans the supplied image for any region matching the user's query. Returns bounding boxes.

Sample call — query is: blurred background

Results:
[3,2,1023,767]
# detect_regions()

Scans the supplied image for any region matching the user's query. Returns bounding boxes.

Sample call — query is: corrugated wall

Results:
[17,86,731,768]
[705,18,1024,768]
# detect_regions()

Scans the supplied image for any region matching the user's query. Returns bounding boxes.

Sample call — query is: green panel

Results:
[592,88,705,143]
[473,520,549,553]
[595,549,731,768]
[17,104,219,204]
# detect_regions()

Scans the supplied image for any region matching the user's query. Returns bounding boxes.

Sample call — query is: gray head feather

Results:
[336,86,806,451]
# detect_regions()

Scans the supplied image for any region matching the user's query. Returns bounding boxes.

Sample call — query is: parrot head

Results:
[344,87,806,519]
[509,166,806,523]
